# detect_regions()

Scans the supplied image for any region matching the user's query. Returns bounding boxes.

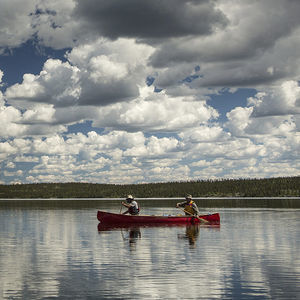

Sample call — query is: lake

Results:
[0,201,299,299]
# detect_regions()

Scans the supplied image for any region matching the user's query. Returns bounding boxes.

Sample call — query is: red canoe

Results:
[97,210,220,225]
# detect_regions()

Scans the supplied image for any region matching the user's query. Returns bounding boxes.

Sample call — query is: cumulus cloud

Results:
[151,0,300,64]
[0,0,38,51]
[5,59,81,108]
[0,141,17,160]
[179,125,228,143]
[4,81,219,136]
[32,0,82,49]
[1,122,298,184]
[2,0,300,92]
[1,0,300,91]
[226,104,298,137]
[5,39,154,108]
[250,81,300,117]
[92,86,218,132]
[0,105,25,137]
[124,136,181,158]
[0,91,5,107]
[150,0,300,88]
[0,103,67,138]
[0,131,187,183]
[1,1,300,184]
[226,80,300,138]
[226,106,253,137]
[0,0,81,51]
[22,104,56,124]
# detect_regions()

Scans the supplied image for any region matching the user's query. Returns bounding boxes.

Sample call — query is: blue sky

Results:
[0,0,299,184]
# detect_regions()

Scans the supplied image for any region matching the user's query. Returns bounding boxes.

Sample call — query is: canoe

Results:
[97,210,220,225]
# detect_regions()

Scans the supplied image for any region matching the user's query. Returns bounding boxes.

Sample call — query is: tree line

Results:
[0,176,299,198]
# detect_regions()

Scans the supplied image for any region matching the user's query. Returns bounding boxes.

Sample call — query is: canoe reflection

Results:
[98,223,144,251]
[98,223,220,249]
[97,222,220,232]
[97,222,188,232]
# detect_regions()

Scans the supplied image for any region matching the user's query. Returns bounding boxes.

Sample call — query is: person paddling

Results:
[122,195,140,215]
[176,194,200,216]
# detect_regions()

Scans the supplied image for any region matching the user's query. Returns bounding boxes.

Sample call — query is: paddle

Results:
[178,207,209,224]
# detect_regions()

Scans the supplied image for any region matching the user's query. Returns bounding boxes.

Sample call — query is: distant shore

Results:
[1,196,300,200]
[1,196,299,208]
[0,177,299,199]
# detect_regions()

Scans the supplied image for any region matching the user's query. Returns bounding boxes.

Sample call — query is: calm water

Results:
[0,204,299,299]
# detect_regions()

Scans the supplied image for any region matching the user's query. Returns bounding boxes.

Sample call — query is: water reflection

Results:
[177,225,200,247]
[98,222,220,250]
[0,208,299,299]
[123,227,141,251]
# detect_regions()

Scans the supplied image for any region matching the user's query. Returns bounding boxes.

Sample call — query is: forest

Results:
[0,176,299,198]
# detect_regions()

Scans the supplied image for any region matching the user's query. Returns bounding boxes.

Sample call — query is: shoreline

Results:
[1,196,300,200]
[1,197,299,208]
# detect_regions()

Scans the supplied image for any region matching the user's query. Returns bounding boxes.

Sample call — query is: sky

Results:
[0,0,299,185]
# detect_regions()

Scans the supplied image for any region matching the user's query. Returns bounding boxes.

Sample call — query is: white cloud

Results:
[250,80,300,117]
[1,125,298,184]
[5,83,220,136]
[0,103,67,138]
[226,107,253,137]
[33,0,81,49]
[22,104,56,123]
[32,135,70,155]
[226,80,300,138]
[5,39,154,108]
[5,59,81,108]
[0,92,4,107]
[88,55,128,83]
[187,138,266,162]
[246,116,296,136]
[1,1,299,184]
[0,0,37,50]
[179,125,228,143]
[3,170,23,177]
[0,130,182,183]
[0,0,80,51]
[92,86,218,132]
[14,155,39,163]
[0,141,17,160]
[6,161,16,168]
[0,105,25,137]
[1,0,300,91]
[124,136,181,158]
[5,73,45,103]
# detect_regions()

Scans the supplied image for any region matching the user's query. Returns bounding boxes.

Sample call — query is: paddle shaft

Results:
[179,207,209,224]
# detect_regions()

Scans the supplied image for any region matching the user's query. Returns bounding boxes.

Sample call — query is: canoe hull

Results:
[97,210,220,225]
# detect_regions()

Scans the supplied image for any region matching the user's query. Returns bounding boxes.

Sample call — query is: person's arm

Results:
[192,203,200,215]
[176,201,186,208]
[122,201,131,208]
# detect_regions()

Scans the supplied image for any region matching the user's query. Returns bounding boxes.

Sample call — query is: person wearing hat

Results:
[176,194,200,216]
[122,195,140,215]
